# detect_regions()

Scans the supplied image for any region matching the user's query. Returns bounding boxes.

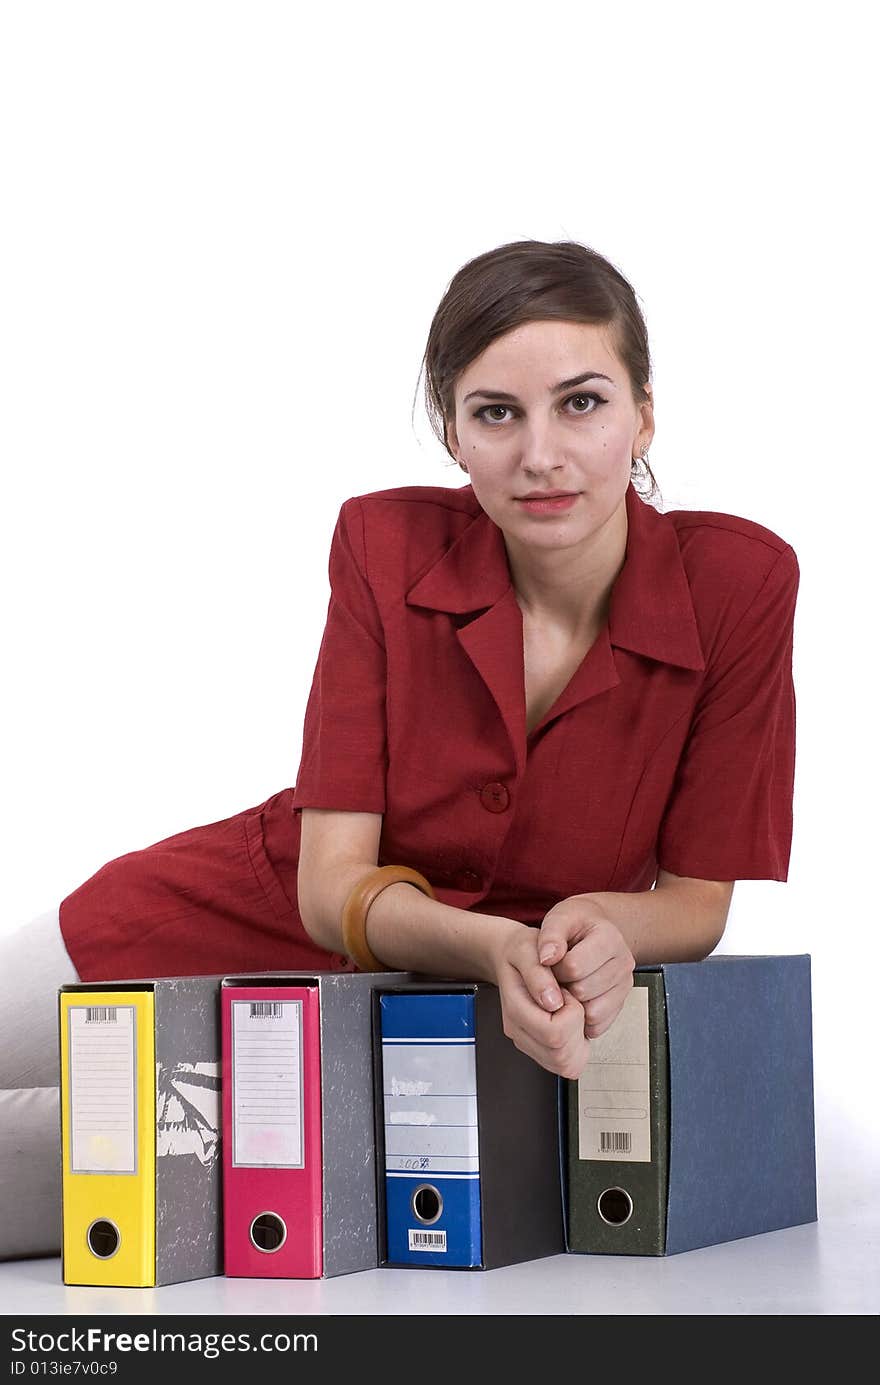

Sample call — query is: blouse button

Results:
[480,781,510,813]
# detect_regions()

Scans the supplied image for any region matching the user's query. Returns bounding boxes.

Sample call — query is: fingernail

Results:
[539,945,557,963]
[541,987,562,1011]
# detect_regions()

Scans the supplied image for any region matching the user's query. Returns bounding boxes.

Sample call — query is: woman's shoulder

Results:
[351,481,479,522]
[338,483,481,581]
[642,500,800,681]
[654,500,800,665]
[661,499,799,587]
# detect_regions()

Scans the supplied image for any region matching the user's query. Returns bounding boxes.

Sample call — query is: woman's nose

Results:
[517,418,566,473]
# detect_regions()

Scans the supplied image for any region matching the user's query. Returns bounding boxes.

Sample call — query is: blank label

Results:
[578,986,651,1163]
[69,1005,137,1174]
[232,1001,304,1168]
[382,1040,479,1176]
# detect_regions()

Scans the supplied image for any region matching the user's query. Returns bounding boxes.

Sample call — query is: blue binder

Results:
[379,992,482,1267]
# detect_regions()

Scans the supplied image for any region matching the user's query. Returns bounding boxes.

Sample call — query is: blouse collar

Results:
[406,480,706,674]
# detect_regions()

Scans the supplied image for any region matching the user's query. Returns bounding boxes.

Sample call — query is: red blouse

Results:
[291,479,799,913]
[58,479,799,983]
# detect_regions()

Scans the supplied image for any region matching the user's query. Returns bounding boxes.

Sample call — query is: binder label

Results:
[382,1039,479,1175]
[231,1000,304,1168]
[578,986,651,1162]
[68,1004,137,1174]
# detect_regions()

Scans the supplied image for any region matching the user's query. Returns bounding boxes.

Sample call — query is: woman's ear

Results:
[446,419,468,473]
[637,384,655,452]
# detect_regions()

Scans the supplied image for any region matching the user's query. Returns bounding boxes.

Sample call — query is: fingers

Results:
[499,971,591,1080]
[579,976,635,1040]
[515,939,565,1013]
[536,913,579,967]
[557,949,635,1004]
[551,924,634,988]
[553,944,634,1038]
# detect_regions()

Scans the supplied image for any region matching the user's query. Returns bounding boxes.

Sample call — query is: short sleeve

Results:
[291,498,388,814]
[656,545,799,881]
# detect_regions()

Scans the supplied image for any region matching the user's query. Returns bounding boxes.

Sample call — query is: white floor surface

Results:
[2,1136,877,1317]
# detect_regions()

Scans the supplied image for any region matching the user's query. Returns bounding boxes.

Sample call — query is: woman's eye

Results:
[473,393,605,425]
[568,392,602,413]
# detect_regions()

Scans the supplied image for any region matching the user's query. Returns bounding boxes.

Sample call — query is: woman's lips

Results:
[515,493,580,514]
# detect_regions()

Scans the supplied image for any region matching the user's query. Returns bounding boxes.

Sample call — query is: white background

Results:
[2,0,876,1234]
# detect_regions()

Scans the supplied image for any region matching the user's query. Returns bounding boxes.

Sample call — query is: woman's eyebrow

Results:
[463,370,614,404]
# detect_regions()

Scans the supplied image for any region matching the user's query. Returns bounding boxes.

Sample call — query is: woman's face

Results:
[447,318,653,551]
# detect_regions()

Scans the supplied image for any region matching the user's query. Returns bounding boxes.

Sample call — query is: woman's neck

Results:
[505,497,628,639]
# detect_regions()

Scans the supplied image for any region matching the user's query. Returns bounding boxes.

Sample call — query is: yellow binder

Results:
[59,989,156,1286]
[60,975,229,1286]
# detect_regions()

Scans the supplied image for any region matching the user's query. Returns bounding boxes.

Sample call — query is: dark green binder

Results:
[566,972,668,1255]
[565,956,817,1255]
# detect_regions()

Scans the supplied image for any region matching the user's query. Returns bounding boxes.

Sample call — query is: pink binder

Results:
[222,983,322,1277]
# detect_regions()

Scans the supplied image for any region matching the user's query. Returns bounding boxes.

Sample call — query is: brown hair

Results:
[417,239,659,504]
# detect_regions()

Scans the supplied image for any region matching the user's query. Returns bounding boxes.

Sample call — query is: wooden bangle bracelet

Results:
[340,864,436,972]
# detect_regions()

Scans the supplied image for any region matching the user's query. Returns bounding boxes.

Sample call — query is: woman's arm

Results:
[586,870,734,965]
[297,807,591,1079]
[297,806,527,983]
[533,872,735,1044]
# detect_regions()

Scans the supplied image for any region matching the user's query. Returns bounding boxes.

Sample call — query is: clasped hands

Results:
[490,895,636,1081]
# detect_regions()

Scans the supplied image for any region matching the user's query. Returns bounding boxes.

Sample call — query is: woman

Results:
[0,240,800,1258]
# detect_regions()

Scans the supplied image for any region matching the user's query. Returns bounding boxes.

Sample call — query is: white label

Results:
[232,1000,303,1168]
[408,1228,447,1252]
[382,1041,479,1176]
[69,1005,137,1174]
[578,986,651,1162]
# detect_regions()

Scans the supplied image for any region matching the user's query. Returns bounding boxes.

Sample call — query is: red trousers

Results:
[58,788,355,982]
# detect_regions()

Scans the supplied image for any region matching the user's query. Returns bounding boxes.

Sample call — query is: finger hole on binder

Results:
[597,1187,634,1227]
[411,1185,444,1225]
[87,1218,121,1259]
[249,1211,288,1253]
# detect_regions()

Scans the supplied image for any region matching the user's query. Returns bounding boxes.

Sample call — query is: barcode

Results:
[408,1229,447,1252]
[250,1002,284,1019]
[600,1131,632,1153]
[85,1006,117,1024]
